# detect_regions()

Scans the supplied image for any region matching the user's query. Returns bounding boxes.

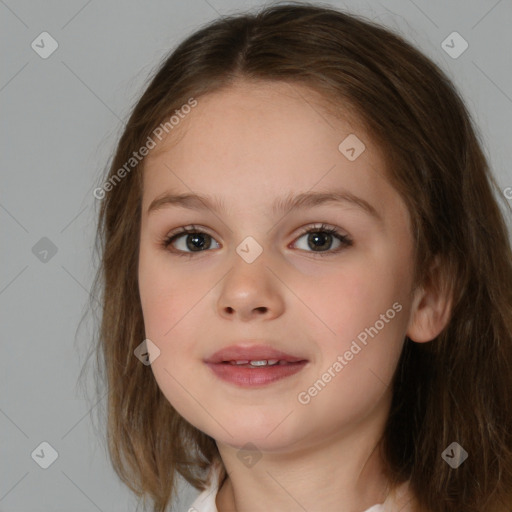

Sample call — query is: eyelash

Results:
[161,223,353,258]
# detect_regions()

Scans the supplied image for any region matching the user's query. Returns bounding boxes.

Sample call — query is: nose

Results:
[216,257,285,322]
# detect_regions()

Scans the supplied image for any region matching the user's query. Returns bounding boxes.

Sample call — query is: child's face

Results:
[138,81,418,452]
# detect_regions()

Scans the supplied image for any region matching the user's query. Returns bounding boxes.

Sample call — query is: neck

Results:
[215,390,394,512]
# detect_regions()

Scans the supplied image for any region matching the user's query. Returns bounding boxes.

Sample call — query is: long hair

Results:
[84,3,512,511]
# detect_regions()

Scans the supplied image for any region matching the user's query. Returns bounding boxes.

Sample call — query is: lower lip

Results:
[205,361,308,387]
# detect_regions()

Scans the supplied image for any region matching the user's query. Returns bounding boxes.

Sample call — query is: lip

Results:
[206,361,308,387]
[204,343,309,388]
[204,344,307,364]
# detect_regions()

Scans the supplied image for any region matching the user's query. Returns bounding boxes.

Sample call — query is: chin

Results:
[210,416,302,451]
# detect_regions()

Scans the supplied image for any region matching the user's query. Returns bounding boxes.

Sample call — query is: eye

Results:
[162,225,220,257]
[291,224,353,256]
[161,223,353,258]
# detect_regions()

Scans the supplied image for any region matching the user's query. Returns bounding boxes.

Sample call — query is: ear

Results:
[406,255,453,343]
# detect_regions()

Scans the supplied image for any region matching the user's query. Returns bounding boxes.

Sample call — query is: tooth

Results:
[227,359,285,367]
[249,360,268,366]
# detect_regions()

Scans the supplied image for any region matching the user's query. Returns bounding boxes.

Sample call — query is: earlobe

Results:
[406,256,453,343]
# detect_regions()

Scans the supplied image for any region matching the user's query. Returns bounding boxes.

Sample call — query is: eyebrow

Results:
[147,189,382,222]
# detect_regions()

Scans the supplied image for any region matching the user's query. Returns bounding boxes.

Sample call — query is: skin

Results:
[138,80,452,512]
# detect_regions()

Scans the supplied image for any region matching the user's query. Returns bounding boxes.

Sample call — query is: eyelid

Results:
[164,224,215,240]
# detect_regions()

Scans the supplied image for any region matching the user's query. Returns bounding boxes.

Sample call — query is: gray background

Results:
[1,0,511,511]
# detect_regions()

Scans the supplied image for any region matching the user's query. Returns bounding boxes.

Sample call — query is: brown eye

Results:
[162,223,352,258]
[292,224,352,256]
[163,226,220,256]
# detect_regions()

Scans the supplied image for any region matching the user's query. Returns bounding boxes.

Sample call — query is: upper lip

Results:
[204,344,308,364]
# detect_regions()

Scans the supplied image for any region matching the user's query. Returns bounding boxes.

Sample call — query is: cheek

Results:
[138,247,195,337]
[138,250,206,423]
[298,252,409,388]
[138,249,188,356]
[303,252,407,336]
[138,246,209,358]
[295,271,406,426]
[138,253,170,335]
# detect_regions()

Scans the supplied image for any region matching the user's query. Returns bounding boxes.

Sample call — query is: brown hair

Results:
[83,3,512,511]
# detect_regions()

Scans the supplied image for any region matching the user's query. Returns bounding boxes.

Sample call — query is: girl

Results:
[88,3,512,511]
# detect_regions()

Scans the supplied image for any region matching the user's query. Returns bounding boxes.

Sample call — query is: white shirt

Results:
[188,461,414,512]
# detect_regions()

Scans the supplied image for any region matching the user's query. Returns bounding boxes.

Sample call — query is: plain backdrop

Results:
[1,0,511,511]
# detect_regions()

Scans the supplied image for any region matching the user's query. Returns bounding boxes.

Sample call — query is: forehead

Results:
[152,80,364,156]
[141,80,398,219]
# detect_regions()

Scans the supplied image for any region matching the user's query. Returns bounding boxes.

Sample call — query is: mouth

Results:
[220,359,304,367]
[204,344,309,387]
